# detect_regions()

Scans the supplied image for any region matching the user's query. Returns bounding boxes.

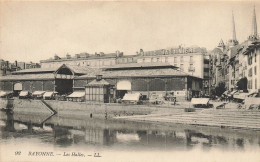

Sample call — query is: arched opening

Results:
[55,65,74,95]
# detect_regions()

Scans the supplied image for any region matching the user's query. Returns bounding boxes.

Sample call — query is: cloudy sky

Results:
[0,1,259,62]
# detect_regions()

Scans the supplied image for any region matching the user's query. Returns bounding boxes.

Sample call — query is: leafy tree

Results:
[213,82,226,97]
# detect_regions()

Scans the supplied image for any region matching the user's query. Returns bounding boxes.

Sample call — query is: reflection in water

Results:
[0,111,260,151]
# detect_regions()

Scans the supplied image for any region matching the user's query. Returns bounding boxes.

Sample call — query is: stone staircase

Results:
[116,109,260,130]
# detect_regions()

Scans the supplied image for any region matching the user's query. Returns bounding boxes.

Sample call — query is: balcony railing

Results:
[188,67,195,72]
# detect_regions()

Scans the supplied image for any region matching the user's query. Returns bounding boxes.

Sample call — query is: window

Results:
[248,68,252,77]
[165,57,168,62]
[189,64,194,71]
[248,80,252,89]
[255,53,257,62]
[255,79,257,89]
[157,58,159,62]
[248,53,253,65]
[174,57,177,63]
[190,56,193,63]
[143,58,145,62]
[231,80,234,85]
[171,49,175,54]
[255,66,257,75]
[180,56,184,62]
[180,64,184,71]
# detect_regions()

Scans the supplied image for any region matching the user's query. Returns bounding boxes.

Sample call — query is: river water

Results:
[0,111,260,162]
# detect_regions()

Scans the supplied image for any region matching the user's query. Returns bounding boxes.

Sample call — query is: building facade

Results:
[40,51,127,69]
[211,7,260,95]
[0,59,41,76]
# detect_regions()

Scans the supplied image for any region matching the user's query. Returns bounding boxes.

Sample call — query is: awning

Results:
[19,91,29,97]
[43,91,57,98]
[191,98,209,105]
[122,93,141,101]
[233,93,250,100]
[248,90,258,96]
[117,80,131,90]
[0,91,12,97]
[67,92,85,98]
[32,91,45,95]
[230,90,237,95]
[0,91,7,97]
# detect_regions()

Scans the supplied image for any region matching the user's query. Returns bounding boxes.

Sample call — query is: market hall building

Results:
[0,64,97,95]
[0,63,202,101]
[73,63,203,101]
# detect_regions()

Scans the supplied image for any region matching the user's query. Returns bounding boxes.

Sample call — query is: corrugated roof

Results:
[102,62,177,70]
[87,79,110,86]
[78,68,189,79]
[11,64,100,76]
[68,65,101,74]
[12,67,57,74]
[0,73,55,81]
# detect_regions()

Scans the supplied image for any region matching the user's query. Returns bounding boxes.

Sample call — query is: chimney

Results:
[75,54,80,59]
[15,60,18,67]
[54,54,60,60]
[116,50,120,57]
[140,49,144,56]
[66,53,71,59]
[96,75,102,81]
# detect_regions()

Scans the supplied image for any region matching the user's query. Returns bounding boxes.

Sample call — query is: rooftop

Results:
[40,51,124,63]
[243,40,260,55]
[87,79,110,86]
[11,64,100,75]
[11,67,57,74]
[78,68,193,79]
[102,62,178,70]
[0,73,55,81]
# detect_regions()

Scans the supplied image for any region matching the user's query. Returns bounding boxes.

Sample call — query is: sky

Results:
[0,1,260,63]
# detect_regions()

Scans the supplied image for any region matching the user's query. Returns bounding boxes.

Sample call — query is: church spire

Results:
[232,10,237,41]
[252,5,258,37]
[228,11,238,46]
[249,5,258,41]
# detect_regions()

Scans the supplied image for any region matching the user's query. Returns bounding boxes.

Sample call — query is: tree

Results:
[213,82,226,97]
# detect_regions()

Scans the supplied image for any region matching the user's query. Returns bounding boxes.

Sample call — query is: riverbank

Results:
[1,98,260,130]
[115,103,260,130]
